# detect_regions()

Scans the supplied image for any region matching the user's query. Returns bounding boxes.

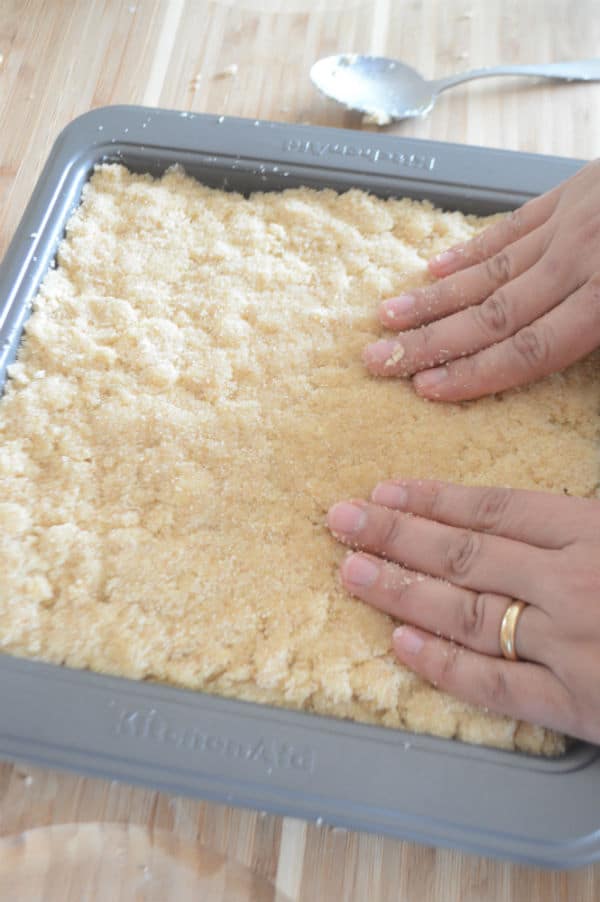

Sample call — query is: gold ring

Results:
[500,600,527,661]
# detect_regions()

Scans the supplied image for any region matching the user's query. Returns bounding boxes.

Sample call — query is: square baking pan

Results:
[1,105,599,869]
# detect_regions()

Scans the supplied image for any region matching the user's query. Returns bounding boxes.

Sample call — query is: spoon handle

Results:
[432,59,600,93]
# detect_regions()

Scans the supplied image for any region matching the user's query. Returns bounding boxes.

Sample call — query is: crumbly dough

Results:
[2,165,599,757]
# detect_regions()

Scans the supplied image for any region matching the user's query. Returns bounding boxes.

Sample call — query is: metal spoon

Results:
[310,54,600,124]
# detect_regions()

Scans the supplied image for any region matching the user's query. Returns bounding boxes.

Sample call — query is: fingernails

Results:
[430,250,457,269]
[393,626,425,655]
[380,294,414,322]
[371,482,408,508]
[413,365,449,392]
[363,340,405,370]
[363,339,396,367]
[327,502,366,536]
[342,553,379,587]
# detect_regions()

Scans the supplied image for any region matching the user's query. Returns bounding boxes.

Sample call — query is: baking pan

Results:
[0,106,598,869]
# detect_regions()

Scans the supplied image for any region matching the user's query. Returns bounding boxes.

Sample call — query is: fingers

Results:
[412,274,600,401]
[427,189,561,279]
[370,479,586,549]
[378,225,549,332]
[365,252,569,378]
[326,500,552,601]
[340,551,551,662]
[391,626,576,735]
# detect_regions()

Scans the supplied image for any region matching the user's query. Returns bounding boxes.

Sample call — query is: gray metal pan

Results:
[0,106,598,869]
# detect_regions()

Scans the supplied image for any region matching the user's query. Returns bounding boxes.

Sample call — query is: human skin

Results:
[327,481,600,744]
[363,159,600,402]
[327,162,600,743]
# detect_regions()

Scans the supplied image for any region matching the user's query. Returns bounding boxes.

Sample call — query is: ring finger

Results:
[340,552,551,663]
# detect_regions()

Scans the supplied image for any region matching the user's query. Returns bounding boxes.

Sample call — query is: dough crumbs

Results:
[2,165,598,757]
[384,343,405,367]
[213,63,238,79]
[362,109,393,127]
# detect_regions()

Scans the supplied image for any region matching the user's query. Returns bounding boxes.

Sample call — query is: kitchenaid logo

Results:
[109,702,316,774]
[283,137,436,171]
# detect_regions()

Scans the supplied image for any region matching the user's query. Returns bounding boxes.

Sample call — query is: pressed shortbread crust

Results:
[2,164,599,755]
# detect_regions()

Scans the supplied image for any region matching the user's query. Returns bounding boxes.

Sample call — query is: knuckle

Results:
[504,208,523,241]
[437,641,461,686]
[457,353,481,385]
[422,282,443,306]
[384,566,413,601]
[471,231,491,263]
[460,592,487,641]
[587,270,600,291]
[586,271,600,304]
[377,513,405,558]
[512,325,552,370]
[444,530,481,580]
[472,487,511,532]
[540,247,567,281]
[485,668,512,709]
[475,291,510,337]
[425,483,446,521]
[414,324,439,368]
[564,563,600,599]
[484,250,512,286]
[577,215,600,248]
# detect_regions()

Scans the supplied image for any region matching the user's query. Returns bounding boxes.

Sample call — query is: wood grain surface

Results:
[1,1,600,899]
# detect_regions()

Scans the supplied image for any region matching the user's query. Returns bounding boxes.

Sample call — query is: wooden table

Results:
[1,1,599,898]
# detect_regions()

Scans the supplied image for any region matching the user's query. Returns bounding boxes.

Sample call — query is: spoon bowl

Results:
[311,53,600,124]
[311,55,436,122]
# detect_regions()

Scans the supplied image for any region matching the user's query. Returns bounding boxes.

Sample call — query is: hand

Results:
[327,480,600,744]
[363,159,600,401]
